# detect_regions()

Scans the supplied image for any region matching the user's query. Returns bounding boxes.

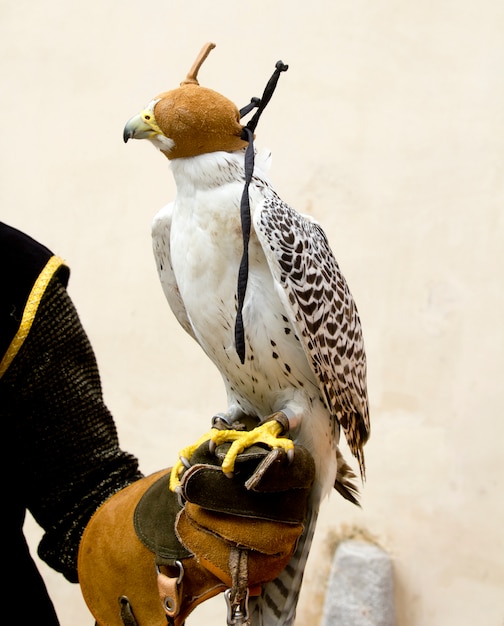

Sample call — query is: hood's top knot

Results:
[180,42,216,86]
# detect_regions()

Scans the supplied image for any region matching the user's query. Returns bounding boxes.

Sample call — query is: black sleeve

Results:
[0,274,143,582]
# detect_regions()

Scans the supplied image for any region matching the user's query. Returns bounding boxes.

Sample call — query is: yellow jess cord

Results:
[0,256,67,379]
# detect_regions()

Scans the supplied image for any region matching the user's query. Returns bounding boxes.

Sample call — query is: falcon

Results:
[123,43,370,626]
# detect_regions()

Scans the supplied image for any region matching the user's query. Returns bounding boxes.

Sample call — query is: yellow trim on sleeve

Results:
[0,255,67,379]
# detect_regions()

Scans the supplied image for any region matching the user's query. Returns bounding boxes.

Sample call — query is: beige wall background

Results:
[1,1,503,624]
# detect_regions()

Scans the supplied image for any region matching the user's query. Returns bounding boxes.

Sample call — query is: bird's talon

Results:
[287,448,295,464]
[224,471,234,479]
[208,439,216,454]
[212,414,233,430]
[180,456,191,469]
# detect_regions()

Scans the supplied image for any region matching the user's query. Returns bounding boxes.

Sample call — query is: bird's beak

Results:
[123,113,159,143]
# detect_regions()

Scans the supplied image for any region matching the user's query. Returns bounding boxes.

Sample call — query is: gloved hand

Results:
[78,436,315,626]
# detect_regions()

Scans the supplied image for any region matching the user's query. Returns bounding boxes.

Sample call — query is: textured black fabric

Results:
[10,500,60,625]
[0,221,69,358]
[1,274,143,583]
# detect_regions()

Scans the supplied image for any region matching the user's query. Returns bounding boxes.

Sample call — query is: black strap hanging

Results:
[234,61,288,364]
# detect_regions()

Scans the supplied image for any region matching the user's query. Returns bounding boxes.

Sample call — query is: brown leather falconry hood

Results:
[123,43,249,159]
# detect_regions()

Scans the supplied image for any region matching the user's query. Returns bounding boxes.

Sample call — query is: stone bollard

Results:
[321,539,397,626]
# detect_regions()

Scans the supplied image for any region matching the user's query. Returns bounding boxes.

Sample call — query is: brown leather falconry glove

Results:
[78,436,315,626]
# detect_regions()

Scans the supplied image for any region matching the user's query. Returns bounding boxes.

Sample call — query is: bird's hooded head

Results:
[123,43,248,159]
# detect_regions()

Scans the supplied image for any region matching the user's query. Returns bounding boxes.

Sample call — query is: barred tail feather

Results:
[333,448,361,506]
[249,505,319,625]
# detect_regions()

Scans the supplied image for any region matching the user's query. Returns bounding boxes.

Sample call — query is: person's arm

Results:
[1,273,143,582]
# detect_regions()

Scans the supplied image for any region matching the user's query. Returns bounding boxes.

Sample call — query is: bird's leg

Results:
[210,411,261,450]
[213,404,261,429]
[218,410,295,477]
[169,410,259,491]
[169,410,295,491]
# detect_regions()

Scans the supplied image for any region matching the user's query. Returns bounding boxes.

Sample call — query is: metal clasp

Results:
[224,588,250,626]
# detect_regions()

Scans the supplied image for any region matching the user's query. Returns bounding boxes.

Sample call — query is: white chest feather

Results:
[167,157,317,417]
